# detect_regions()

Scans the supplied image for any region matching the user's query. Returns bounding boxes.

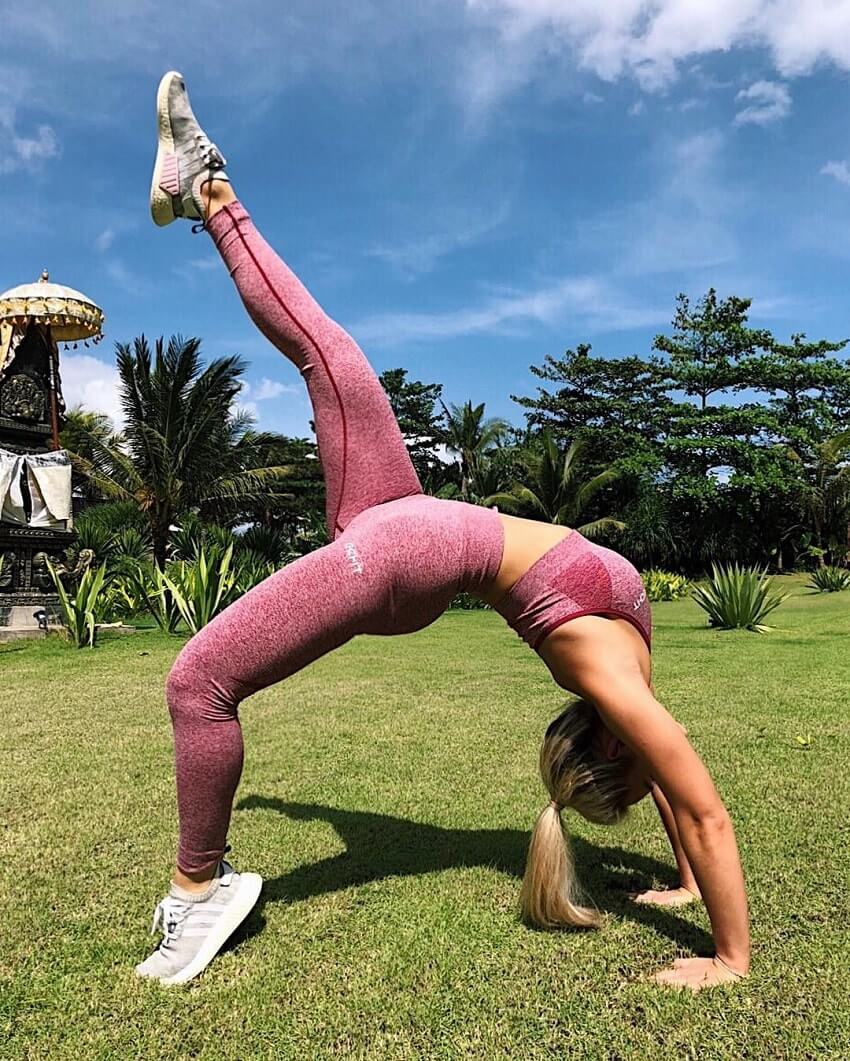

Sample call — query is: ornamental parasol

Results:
[0,271,105,448]
[0,270,104,345]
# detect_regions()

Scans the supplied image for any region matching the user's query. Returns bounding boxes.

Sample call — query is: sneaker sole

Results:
[150,71,180,227]
[161,873,263,985]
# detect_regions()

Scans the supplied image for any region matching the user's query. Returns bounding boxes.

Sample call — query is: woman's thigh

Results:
[171,514,458,711]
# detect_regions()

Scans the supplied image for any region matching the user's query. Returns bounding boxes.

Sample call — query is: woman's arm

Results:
[634,785,702,907]
[543,620,749,990]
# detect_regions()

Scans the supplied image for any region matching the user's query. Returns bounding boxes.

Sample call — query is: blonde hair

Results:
[520,699,632,930]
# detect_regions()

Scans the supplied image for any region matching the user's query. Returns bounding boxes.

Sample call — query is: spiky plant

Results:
[807,566,850,593]
[692,564,788,632]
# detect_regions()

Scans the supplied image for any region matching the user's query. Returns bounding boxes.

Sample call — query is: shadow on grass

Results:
[228,797,713,954]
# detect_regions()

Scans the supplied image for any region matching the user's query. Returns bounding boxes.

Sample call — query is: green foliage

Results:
[807,565,850,593]
[513,295,850,571]
[448,592,491,610]
[238,525,294,566]
[129,563,182,634]
[65,335,298,566]
[234,550,278,595]
[642,570,690,603]
[161,545,238,635]
[484,431,625,537]
[48,562,110,648]
[441,399,510,503]
[380,368,446,484]
[692,564,789,632]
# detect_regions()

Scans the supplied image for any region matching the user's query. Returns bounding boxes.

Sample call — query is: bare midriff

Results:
[479,513,572,605]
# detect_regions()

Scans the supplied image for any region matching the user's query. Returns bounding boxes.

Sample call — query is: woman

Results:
[137,72,749,990]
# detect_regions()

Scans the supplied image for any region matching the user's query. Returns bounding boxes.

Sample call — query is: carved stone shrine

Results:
[0,272,105,637]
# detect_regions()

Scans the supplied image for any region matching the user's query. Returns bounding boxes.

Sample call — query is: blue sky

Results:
[5,1,850,438]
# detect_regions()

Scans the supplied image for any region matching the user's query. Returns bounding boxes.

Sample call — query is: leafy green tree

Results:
[511,343,672,475]
[379,368,446,484]
[654,289,771,410]
[66,335,298,567]
[483,432,625,538]
[738,333,850,453]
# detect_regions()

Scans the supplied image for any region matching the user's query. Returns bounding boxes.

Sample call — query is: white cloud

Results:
[465,1,850,98]
[734,80,791,126]
[253,378,298,401]
[95,227,115,252]
[628,99,645,117]
[368,201,510,276]
[104,258,150,296]
[351,274,666,347]
[0,102,60,174]
[6,1,850,131]
[12,123,59,161]
[60,353,123,426]
[172,255,223,284]
[575,129,740,277]
[821,160,850,186]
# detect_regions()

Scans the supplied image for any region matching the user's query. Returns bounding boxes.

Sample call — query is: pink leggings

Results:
[167,202,504,874]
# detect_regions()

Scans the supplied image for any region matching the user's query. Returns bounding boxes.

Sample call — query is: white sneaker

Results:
[150,70,230,227]
[135,860,262,985]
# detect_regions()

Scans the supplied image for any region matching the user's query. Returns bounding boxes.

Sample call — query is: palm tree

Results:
[441,400,510,503]
[65,335,298,567]
[789,430,850,565]
[60,407,120,501]
[483,431,625,538]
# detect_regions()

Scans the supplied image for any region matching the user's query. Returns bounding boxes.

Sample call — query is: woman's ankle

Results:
[173,864,218,894]
[200,178,237,219]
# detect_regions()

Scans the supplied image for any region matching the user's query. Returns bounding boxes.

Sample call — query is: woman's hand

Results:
[653,956,746,992]
[633,885,699,907]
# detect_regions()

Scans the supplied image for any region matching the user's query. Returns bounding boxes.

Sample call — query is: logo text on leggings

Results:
[345,542,364,575]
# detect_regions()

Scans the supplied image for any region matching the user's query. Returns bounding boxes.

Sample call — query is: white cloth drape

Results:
[0,448,26,524]
[0,448,72,527]
[25,450,72,527]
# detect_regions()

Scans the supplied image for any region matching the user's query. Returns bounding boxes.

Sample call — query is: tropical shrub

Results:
[642,570,690,603]
[807,565,850,593]
[692,564,788,632]
[130,563,183,633]
[234,550,278,595]
[48,562,111,647]
[238,525,294,566]
[161,545,238,634]
[449,592,491,610]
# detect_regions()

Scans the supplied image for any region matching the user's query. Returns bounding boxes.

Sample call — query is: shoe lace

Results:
[190,132,227,233]
[150,896,192,947]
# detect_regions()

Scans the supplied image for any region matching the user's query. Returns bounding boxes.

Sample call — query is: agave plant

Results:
[48,561,110,647]
[692,564,788,633]
[161,545,238,635]
[807,565,850,593]
[129,563,183,633]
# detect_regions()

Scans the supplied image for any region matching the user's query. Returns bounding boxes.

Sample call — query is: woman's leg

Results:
[167,537,380,876]
[204,188,422,538]
[138,524,444,982]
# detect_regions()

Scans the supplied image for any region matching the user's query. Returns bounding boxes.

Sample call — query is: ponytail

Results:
[520,802,600,928]
[520,699,632,930]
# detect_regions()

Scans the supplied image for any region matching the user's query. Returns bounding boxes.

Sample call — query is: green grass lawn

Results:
[2,577,849,1059]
